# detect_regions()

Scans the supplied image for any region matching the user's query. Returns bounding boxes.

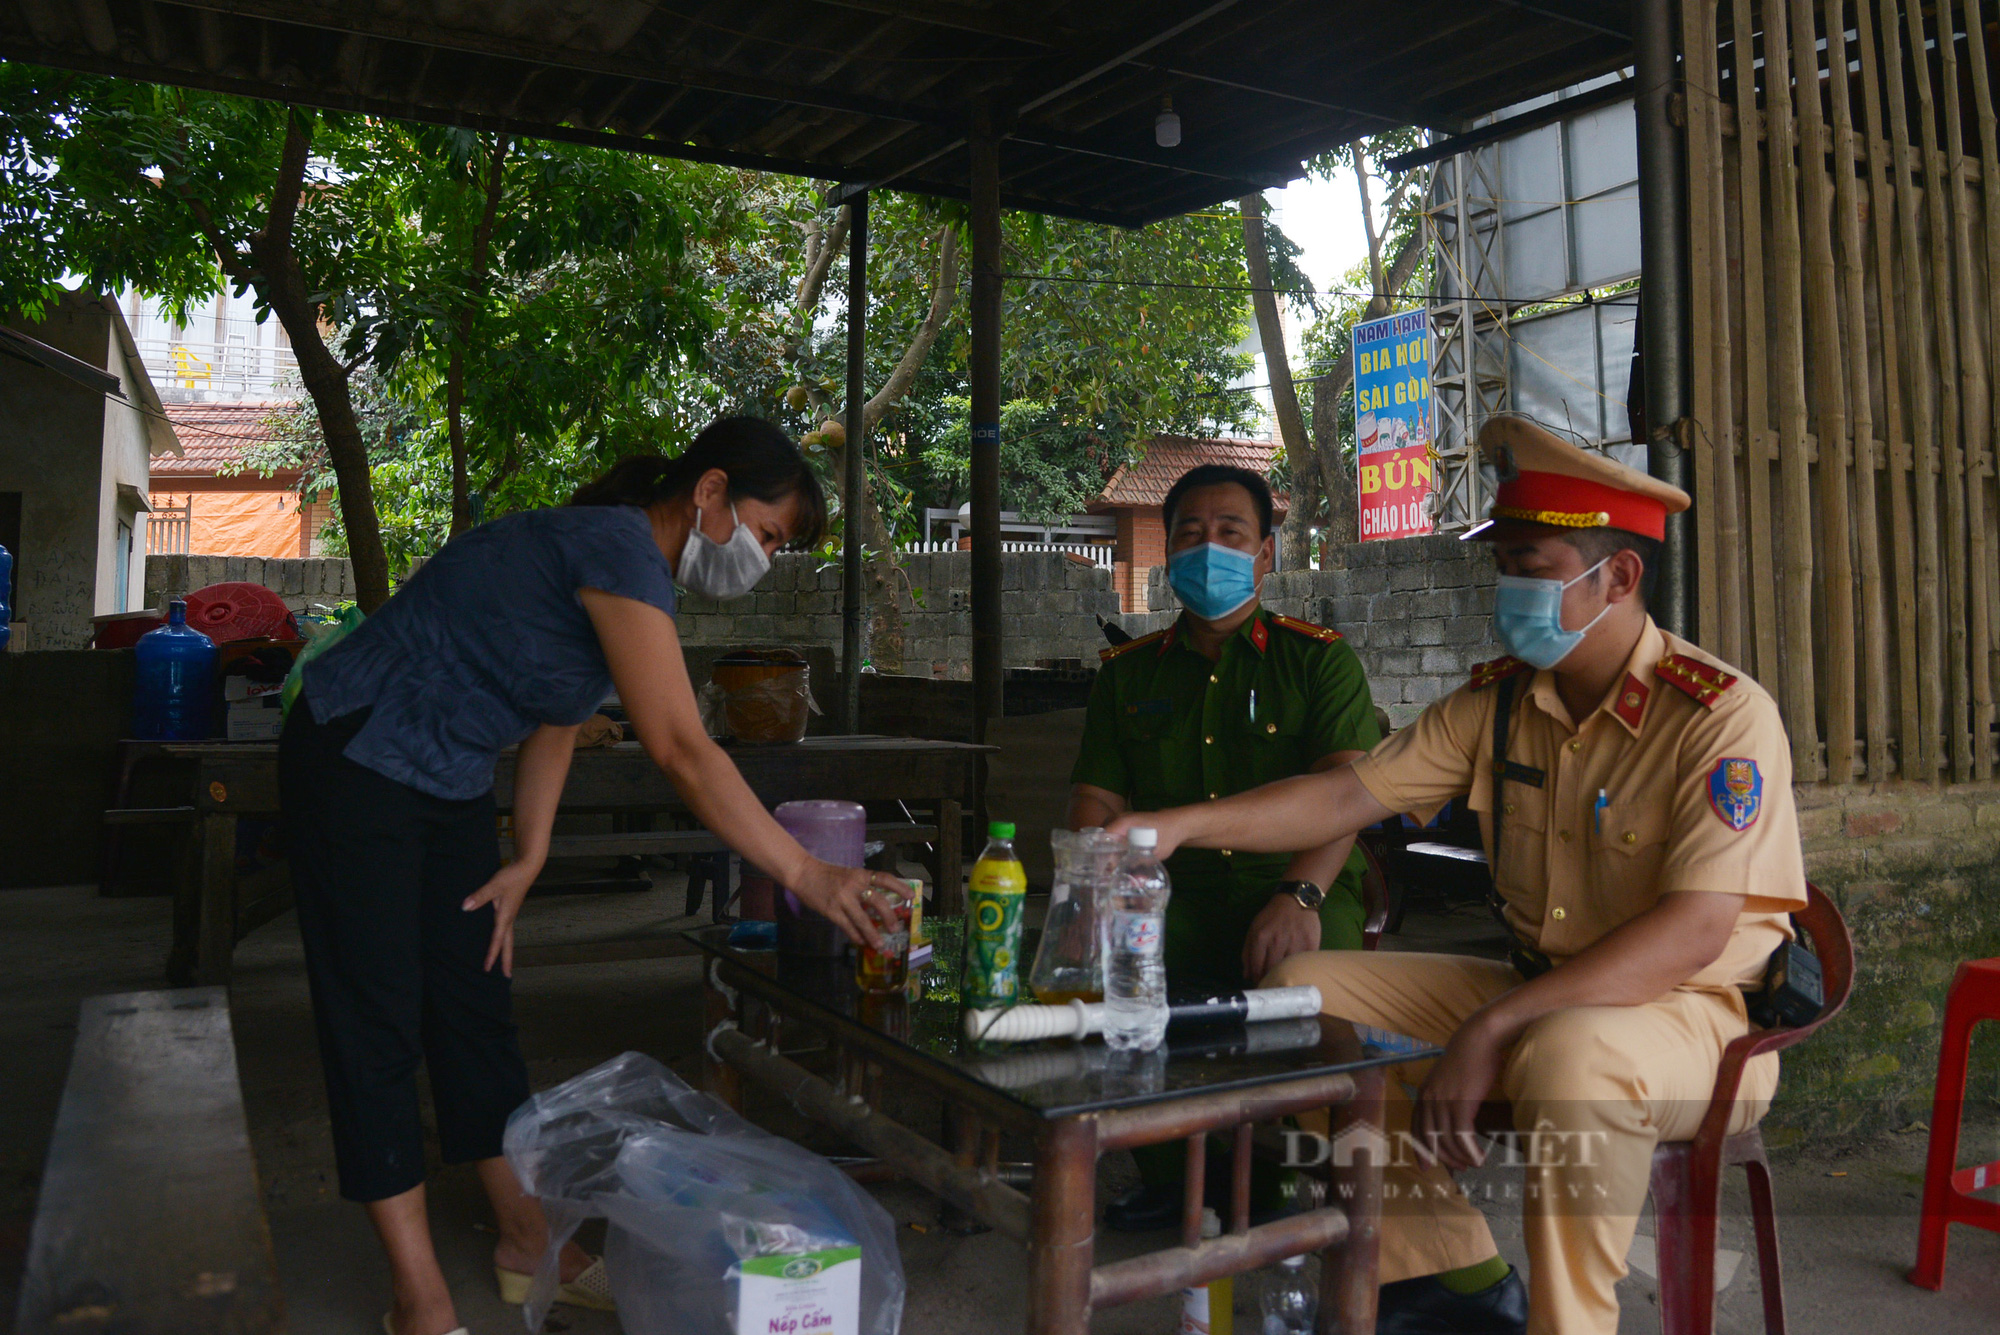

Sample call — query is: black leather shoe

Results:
[1375,1266,1528,1335]
[1102,1183,1183,1232]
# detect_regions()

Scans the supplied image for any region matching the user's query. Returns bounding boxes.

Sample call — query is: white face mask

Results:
[677,504,770,600]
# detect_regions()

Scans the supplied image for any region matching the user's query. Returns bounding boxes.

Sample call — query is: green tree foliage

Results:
[2,60,1289,575]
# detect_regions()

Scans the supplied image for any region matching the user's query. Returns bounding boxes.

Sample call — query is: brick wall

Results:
[146,553,355,614]
[1795,782,2000,883]
[675,549,1123,677]
[1111,509,1165,613]
[1129,533,1500,726]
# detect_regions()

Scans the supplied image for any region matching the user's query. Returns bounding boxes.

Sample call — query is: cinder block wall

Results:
[146,554,355,614]
[1128,534,1501,727]
[675,550,1123,677]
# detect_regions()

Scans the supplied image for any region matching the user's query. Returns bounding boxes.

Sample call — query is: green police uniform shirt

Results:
[1072,607,1382,987]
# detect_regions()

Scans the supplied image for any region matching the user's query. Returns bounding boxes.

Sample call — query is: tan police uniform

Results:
[1266,418,1809,1335]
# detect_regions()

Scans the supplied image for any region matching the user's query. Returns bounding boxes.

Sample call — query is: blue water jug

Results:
[0,540,11,653]
[133,599,218,740]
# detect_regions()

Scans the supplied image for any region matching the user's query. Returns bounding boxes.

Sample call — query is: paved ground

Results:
[4,878,1998,1334]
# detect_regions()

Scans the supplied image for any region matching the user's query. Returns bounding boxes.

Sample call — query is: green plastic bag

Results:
[282,604,364,716]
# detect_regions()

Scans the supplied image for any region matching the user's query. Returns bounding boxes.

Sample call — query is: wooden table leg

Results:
[1319,1065,1385,1335]
[195,813,238,988]
[701,962,743,1113]
[937,1103,988,1234]
[935,797,964,918]
[1027,1116,1098,1335]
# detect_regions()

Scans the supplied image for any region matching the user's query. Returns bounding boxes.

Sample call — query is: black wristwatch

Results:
[1276,879,1326,911]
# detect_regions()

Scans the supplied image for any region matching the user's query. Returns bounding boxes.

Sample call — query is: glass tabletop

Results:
[685,923,1438,1120]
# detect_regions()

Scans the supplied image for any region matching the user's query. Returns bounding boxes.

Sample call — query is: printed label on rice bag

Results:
[735,1246,862,1335]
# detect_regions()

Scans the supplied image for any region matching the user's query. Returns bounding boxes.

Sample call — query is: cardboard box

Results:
[226,692,286,741]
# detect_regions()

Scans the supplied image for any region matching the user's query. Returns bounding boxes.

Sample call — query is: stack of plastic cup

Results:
[774,800,865,957]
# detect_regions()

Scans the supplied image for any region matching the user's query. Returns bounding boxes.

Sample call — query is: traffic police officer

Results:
[1112,418,1809,1335]
[1070,462,1381,1230]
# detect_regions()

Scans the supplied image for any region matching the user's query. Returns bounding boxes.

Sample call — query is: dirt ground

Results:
[4,878,1998,1334]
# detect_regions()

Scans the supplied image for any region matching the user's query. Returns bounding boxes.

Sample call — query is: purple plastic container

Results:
[774,800,865,956]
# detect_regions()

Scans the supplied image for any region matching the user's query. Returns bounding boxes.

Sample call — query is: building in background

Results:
[119,287,299,404]
[114,290,326,559]
[150,402,330,558]
[0,290,181,649]
[1428,72,1641,530]
[1089,435,1289,612]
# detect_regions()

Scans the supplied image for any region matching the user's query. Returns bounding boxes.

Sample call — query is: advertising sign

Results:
[1351,309,1434,541]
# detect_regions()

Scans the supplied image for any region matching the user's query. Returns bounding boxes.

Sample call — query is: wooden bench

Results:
[15,988,283,1335]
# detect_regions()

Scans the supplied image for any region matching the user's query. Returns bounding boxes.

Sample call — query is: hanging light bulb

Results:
[1155,95,1181,148]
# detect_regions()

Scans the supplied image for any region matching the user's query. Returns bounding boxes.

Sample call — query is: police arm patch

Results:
[1707,757,1763,831]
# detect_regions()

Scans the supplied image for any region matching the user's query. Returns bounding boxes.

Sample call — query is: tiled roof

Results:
[1091,435,1289,516]
[152,401,299,478]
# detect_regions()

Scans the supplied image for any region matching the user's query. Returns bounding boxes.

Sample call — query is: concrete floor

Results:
[4,877,1999,1334]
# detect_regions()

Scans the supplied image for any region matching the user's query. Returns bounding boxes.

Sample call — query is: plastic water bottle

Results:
[1100,827,1170,1051]
[132,599,218,740]
[1259,1255,1314,1335]
[0,540,11,652]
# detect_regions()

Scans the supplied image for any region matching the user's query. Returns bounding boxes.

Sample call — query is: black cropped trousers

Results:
[279,699,531,1202]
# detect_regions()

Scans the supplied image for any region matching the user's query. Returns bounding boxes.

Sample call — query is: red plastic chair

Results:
[1648,883,1853,1335]
[1907,957,2000,1291]
[1477,882,1853,1335]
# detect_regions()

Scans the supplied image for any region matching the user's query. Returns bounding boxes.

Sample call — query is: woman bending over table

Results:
[280,417,903,1335]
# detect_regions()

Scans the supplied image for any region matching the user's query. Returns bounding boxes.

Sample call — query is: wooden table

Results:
[142,736,987,986]
[690,925,1414,1335]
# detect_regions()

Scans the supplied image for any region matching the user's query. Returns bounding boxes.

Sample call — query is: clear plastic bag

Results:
[503,1052,905,1335]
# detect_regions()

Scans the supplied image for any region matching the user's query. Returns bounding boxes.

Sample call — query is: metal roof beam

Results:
[1491,0,1630,41]
[154,0,965,129]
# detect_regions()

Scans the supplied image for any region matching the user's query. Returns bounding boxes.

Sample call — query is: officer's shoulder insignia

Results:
[1707,756,1763,831]
[1656,653,1738,708]
[1100,628,1167,662]
[1468,656,1533,691]
[1270,614,1344,645]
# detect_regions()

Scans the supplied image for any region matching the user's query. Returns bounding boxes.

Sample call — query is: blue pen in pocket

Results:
[1594,788,1609,835]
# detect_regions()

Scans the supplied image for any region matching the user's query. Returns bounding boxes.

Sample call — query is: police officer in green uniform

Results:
[1069,463,1381,1229]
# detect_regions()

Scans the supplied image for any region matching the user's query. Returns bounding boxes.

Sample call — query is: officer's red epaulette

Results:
[1269,613,1343,645]
[1468,656,1534,690]
[1654,653,1738,708]
[1100,628,1169,662]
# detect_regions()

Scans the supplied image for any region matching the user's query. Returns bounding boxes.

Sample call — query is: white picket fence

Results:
[898,539,1113,569]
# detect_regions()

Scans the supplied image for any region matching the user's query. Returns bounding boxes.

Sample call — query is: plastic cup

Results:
[854,887,912,995]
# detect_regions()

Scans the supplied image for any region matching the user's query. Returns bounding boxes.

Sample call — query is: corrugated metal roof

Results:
[151,401,298,480]
[1093,434,1288,514]
[0,1,1633,228]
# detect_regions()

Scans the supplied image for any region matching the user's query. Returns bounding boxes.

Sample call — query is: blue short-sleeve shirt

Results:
[304,505,677,799]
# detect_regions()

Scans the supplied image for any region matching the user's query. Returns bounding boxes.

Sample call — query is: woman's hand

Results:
[464,859,542,978]
[787,860,910,951]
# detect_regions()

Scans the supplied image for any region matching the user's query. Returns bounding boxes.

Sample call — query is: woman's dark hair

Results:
[569,416,827,547]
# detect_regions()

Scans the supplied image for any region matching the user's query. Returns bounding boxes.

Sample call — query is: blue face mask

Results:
[1167,542,1261,621]
[1491,557,1611,669]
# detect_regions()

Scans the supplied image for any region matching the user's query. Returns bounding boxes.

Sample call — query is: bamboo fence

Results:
[1689,0,2000,783]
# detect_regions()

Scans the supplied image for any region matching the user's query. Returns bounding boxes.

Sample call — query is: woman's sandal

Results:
[383,1315,469,1335]
[495,1257,616,1311]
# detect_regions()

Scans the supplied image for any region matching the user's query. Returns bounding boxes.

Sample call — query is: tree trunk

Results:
[1240,195,1313,570]
[449,134,511,537]
[236,112,391,611]
[1313,375,1358,547]
[1311,229,1426,557]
